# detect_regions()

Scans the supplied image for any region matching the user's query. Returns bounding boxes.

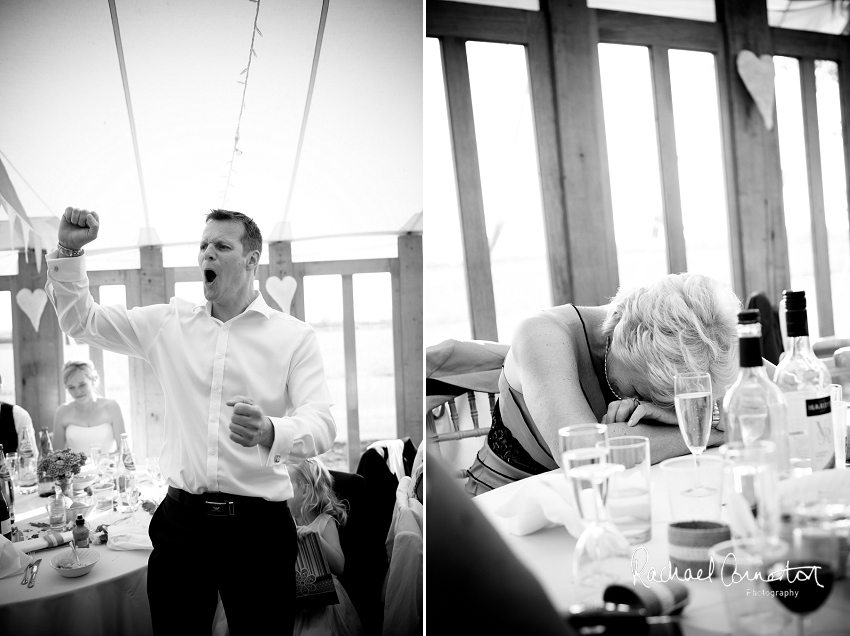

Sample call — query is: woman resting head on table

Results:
[465,273,764,496]
[53,360,126,454]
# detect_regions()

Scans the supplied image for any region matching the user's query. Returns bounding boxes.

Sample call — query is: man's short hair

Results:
[206,209,263,256]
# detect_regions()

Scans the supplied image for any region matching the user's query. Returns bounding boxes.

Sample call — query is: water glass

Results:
[92,482,115,512]
[659,455,723,522]
[90,445,102,475]
[599,436,651,543]
[720,441,780,544]
[708,538,792,635]
[5,452,19,489]
[146,457,165,490]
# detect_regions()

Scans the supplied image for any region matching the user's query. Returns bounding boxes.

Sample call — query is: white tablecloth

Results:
[472,457,850,636]
[0,484,160,636]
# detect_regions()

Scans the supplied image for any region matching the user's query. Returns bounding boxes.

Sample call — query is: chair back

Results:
[330,469,387,635]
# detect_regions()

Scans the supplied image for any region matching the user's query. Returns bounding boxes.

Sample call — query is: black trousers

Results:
[147,489,297,636]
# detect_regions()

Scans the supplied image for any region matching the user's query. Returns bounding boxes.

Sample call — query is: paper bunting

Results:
[265,275,297,315]
[16,288,48,332]
[0,156,52,272]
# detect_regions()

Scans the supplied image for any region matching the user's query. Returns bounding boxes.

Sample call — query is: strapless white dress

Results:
[64,423,117,453]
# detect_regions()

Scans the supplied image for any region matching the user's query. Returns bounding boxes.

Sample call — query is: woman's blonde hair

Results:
[62,360,100,389]
[601,273,740,408]
[289,457,348,526]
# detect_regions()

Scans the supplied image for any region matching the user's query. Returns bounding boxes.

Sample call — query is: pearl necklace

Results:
[604,337,624,400]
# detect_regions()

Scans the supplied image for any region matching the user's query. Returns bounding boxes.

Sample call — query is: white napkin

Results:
[16,530,74,553]
[493,472,586,537]
[367,439,406,483]
[778,470,850,513]
[107,524,153,550]
[0,535,33,579]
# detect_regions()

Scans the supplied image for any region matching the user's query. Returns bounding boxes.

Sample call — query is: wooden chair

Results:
[425,339,509,479]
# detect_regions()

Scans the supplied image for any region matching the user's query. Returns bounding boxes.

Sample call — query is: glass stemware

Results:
[559,424,629,587]
[674,372,715,497]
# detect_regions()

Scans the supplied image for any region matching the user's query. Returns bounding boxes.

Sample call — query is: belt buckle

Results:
[205,499,235,516]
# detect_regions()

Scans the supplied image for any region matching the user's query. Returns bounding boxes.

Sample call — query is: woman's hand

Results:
[602,399,678,427]
[296,526,315,539]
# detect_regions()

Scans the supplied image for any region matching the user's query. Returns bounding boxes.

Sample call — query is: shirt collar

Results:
[192,292,273,320]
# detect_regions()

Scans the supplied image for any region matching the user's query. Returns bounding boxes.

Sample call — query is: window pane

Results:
[815,60,850,337]
[668,49,733,287]
[599,44,667,289]
[466,41,551,342]
[775,56,820,339]
[96,285,132,440]
[424,37,471,346]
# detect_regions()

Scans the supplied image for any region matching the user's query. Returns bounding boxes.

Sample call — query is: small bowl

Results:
[50,548,101,578]
[71,473,98,490]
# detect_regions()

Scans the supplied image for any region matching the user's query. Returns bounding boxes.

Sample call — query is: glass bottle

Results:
[73,514,89,548]
[773,290,834,475]
[0,479,11,541]
[723,309,790,478]
[17,428,38,494]
[49,484,67,531]
[0,445,14,524]
[39,427,54,456]
[118,433,139,512]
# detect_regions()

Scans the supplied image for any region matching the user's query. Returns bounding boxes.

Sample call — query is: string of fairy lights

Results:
[222,0,263,206]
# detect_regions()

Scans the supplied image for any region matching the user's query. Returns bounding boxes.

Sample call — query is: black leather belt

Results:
[166,486,286,517]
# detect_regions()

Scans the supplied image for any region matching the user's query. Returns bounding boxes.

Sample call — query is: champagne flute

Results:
[674,372,715,497]
[559,424,629,587]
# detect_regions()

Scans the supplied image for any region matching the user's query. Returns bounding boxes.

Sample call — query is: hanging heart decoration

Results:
[16,287,48,332]
[265,275,298,315]
[736,50,776,131]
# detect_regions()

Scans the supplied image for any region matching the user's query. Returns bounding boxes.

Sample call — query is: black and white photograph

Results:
[0,0,421,634]
[425,1,850,635]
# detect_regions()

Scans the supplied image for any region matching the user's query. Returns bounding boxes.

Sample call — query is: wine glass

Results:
[559,424,629,587]
[145,457,166,500]
[673,372,715,497]
[765,524,839,636]
[90,445,102,479]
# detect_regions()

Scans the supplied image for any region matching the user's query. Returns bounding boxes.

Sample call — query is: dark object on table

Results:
[603,579,690,616]
[141,500,158,514]
[330,469,386,636]
[427,450,578,636]
[567,604,683,636]
[745,291,783,365]
[0,403,18,454]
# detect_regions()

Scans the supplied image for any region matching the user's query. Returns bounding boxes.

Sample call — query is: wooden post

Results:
[543,0,619,304]
[12,250,64,434]
[268,241,304,320]
[126,246,167,460]
[88,286,105,396]
[392,234,423,445]
[341,274,361,470]
[716,0,790,302]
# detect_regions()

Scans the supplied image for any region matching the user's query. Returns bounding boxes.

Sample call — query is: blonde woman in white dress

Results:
[53,360,126,454]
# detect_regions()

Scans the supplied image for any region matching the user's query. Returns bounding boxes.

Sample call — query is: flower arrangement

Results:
[37,448,88,481]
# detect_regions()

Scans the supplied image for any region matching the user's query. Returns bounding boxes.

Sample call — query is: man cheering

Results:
[46,207,336,635]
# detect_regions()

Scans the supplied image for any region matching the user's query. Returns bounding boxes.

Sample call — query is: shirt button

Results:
[209,448,216,456]
[217,355,223,360]
[53,266,59,271]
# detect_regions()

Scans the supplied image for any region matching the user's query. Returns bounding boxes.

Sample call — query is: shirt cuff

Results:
[46,250,87,281]
[256,416,293,467]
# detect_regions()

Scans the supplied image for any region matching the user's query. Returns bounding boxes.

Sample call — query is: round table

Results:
[0,481,161,636]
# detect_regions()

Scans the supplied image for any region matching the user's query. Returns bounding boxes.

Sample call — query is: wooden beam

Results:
[597,10,721,52]
[715,0,789,302]
[650,45,687,274]
[800,57,835,336]
[772,28,844,61]
[302,259,392,277]
[88,286,105,396]
[527,14,572,305]
[0,277,11,293]
[441,36,499,340]
[393,235,423,445]
[341,274,360,471]
[426,0,531,44]
[543,0,619,304]
[170,267,202,283]
[88,270,126,287]
[13,251,64,438]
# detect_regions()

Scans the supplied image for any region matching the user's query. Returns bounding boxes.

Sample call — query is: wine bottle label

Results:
[785,391,834,472]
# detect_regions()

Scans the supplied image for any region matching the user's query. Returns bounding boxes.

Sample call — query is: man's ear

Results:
[246,250,260,271]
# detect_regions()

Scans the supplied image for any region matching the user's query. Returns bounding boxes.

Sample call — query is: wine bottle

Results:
[0,479,11,541]
[773,291,834,474]
[39,427,54,456]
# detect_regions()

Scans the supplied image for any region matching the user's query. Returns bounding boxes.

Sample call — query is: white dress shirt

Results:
[45,251,336,501]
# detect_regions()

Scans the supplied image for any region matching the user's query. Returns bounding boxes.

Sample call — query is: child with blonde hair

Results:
[290,457,364,636]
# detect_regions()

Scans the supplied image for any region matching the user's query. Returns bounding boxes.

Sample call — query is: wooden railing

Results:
[0,234,422,471]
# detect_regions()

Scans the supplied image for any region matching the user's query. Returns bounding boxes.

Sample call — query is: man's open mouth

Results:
[204,269,217,283]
